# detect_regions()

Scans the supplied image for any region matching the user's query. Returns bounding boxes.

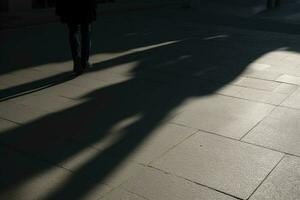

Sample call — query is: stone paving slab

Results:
[276,74,300,85]
[31,82,95,100]
[151,131,283,199]
[226,79,299,99]
[0,73,38,90]
[99,162,145,188]
[217,84,290,105]
[171,95,274,139]
[243,106,300,156]
[101,188,146,200]
[280,87,300,109]
[0,118,19,133]
[120,166,237,200]
[249,155,300,200]
[2,7,300,200]
[273,83,298,94]
[0,146,112,200]
[0,100,49,124]
[7,92,81,113]
[124,123,197,165]
[232,77,281,91]
[243,69,282,81]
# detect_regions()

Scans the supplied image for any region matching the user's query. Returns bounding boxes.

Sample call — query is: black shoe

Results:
[73,57,84,75]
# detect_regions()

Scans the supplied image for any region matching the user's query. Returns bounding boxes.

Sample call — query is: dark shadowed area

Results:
[1,4,300,200]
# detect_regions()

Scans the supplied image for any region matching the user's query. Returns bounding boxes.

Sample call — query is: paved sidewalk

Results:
[1,7,300,200]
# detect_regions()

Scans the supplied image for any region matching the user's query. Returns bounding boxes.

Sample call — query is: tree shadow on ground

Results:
[1,11,300,200]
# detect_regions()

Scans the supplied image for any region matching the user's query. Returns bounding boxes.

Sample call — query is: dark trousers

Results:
[67,23,91,66]
[267,0,280,8]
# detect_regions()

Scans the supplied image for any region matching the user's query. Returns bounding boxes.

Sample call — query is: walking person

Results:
[55,0,97,75]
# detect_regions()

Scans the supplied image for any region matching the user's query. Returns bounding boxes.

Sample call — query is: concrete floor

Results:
[0,6,300,200]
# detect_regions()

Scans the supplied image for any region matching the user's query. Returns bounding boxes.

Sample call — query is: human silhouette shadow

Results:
[1,13,300,200]
[0,13,192,100]
[2,7,300,101]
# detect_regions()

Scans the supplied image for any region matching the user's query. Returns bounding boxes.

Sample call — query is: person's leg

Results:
[67,23,80,61]
[80,22,92,68]
[67,23,83,74]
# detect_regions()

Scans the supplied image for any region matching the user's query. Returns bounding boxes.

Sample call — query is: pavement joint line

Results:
[167,75,293,106]
[214,92,281,106]
[239,81,300,140]
[170,122,300,159]
[0,139,120,191]
[274,79,300,86]
[147,128,201,166]
[211,74,299,87]
[246,154,286,200]
[122,188,150,200]
[215,91,279,106]
[276,81,299,106]
[248,77,300,86]
[277,104,300,111]
[195,75,296,95]
[240,140,300,159]
[181,176,243,200]
[4,98,61,114]
[147,165,242,200]
[227,83,281,93]
[0,141,75,175]
[97,187,117,200]
[0,116,22,125]
[146,165,173,176]
[0,84,63,103]
[239,105,277,141]
[241,75,285,84]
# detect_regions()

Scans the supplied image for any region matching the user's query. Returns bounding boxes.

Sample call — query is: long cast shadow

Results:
[1,11,300,200]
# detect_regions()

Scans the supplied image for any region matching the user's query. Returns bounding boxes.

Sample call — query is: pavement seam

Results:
[246,154,287,200]
[170,122,300,159]
[0,116,22,125]
[214,92,281,106]
[97,186,149,200]
[0,141,78,176]
[240,140,300,159]
[185,76,295,106]
[146,129,202,166]
[239,105,276,141]
[146,145,288,200]
[0,140,116,200]
[276,83,300,107]
[121,188,150,200]
[146,165,242,200]
[276,104,300,111]
[239,81,300,141]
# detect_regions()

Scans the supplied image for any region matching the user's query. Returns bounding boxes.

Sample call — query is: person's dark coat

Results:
[55,0,97,24]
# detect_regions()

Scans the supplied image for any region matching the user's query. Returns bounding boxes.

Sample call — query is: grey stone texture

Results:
[243,106,300,156]
[280,87,300,109]
[171,95,274,139]
[250,156,300,200]
[1,5,300,200]
[121,167,237,200]
[151,132,283,199]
